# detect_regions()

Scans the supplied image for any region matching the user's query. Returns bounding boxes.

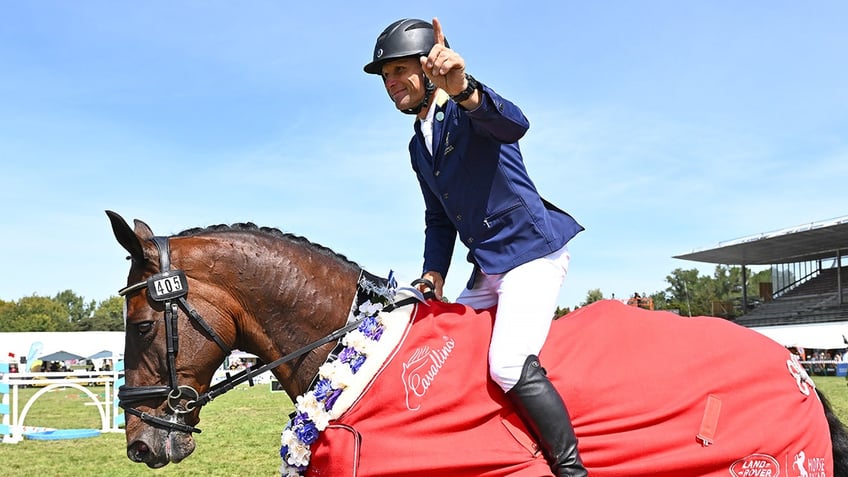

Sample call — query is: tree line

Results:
[2,265,772,332]
[556,265,772,318]
[0,290,124,332]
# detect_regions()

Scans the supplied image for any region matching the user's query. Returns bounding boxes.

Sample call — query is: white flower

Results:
[342,330,371,350]
[281,428,299,449]
[280,463,301,477]
[286,441,312,467]
[324,363,355,388]
[317,362,340,381]
[295,394,332,430]
[358,300,383,316]
[311,409,332,430]
[296,393,322,415]
[356,337,379,355]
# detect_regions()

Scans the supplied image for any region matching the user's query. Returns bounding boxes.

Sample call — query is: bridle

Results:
[117,236,231,434]
[117,235,426,435]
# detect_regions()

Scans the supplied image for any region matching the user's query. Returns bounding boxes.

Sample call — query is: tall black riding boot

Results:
[506,355,588,477]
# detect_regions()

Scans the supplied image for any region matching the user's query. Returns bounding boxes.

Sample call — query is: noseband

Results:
[117,236,231,434]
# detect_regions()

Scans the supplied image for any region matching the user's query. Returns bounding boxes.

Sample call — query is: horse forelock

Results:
[173,222,360,270]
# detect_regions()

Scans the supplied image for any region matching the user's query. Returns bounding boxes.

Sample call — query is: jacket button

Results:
[435,170,440,176]
[455,214,462,221]
[442,192,449,200]
[467,237,474,244]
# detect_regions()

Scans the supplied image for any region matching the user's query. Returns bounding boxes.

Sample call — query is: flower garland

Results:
[279,273,398,477]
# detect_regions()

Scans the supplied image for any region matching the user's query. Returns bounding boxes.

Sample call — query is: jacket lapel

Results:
[430,90,451,166]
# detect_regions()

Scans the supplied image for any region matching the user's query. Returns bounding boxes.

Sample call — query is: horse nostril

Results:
[128,441,150,462]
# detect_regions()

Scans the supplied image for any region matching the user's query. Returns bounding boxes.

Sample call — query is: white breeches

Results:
[456,244,571,392]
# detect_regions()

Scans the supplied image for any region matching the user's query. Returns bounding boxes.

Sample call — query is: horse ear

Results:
[132,219,155,241]
[106,210,146,263]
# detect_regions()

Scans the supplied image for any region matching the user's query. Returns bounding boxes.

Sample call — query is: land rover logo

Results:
[729,453,779,477]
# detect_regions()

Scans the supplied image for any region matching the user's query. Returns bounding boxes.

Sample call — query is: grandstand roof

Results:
[752,321,848,349]
[674,215,848,265]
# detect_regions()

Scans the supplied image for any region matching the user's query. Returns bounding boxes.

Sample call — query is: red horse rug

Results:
[285,298,833,477]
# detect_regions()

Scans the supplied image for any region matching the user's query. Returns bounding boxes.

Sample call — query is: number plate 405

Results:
[147,270,188,301]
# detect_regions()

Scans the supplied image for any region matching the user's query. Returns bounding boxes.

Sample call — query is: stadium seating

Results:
[735,266,848,327]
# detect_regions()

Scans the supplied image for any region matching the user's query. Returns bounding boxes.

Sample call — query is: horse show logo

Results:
[786,355,815,396]
[792,450,827,477]
[401,335,456,411]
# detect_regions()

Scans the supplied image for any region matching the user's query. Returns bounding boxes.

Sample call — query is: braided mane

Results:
[175,222,359,268]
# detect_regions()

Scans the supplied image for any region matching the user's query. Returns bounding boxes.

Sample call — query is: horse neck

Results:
[188,232,362,397]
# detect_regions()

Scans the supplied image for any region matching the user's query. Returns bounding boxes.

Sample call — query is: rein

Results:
[118,235,425,435]
[196,282,427,409]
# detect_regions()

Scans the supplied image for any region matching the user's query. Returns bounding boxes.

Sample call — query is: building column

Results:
[838,249,843,305]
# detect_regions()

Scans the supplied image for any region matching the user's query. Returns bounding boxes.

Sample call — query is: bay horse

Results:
[107,211,848,476]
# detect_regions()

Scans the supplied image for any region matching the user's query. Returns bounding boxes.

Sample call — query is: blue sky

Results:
[1,2,846,310]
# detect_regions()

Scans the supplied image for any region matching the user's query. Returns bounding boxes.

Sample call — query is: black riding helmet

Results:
[363,18,449,75]
[364,18,449,115]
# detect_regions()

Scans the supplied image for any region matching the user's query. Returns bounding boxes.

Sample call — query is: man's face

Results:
[381,57,425,111]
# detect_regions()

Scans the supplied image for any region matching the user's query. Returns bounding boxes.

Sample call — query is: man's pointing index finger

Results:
[432,17,446,46]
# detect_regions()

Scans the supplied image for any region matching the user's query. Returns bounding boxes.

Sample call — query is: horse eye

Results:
[136,322,154,335]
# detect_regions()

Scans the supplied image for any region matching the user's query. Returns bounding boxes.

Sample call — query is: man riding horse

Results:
[364,17,585,476]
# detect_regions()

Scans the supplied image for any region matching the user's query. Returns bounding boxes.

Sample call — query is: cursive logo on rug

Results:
[402,336,455,411]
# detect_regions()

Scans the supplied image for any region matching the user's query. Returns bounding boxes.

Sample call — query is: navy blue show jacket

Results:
[410,84,584,287]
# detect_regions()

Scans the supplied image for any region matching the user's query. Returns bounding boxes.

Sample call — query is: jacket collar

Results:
[432,89,450,108]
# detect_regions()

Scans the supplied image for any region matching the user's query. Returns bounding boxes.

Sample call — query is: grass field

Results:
[1,377,846,476]
[0,383,292,476]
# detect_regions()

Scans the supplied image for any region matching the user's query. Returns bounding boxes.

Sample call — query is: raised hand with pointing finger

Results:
[364,18,586,477]
[419,18,479,107]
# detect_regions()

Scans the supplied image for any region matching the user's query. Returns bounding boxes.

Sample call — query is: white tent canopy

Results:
[751,321,848,350]
[0,331,124,366]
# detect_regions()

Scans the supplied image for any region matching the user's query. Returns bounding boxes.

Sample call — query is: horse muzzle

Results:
[126,418,197,468]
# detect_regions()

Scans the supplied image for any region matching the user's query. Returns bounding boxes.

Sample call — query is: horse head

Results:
[107,210,239,467]
[106,210,360,468]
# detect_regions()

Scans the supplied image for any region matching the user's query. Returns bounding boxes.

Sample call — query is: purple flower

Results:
[338,346,359,363]
[290,411,310,427]
[324,388,343,411]
[280,445,288,458]
[339,347,366,373]
[349,354,366,373]
[313,378,336,402]
[295,419,320,445]
[358,316,381,337]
